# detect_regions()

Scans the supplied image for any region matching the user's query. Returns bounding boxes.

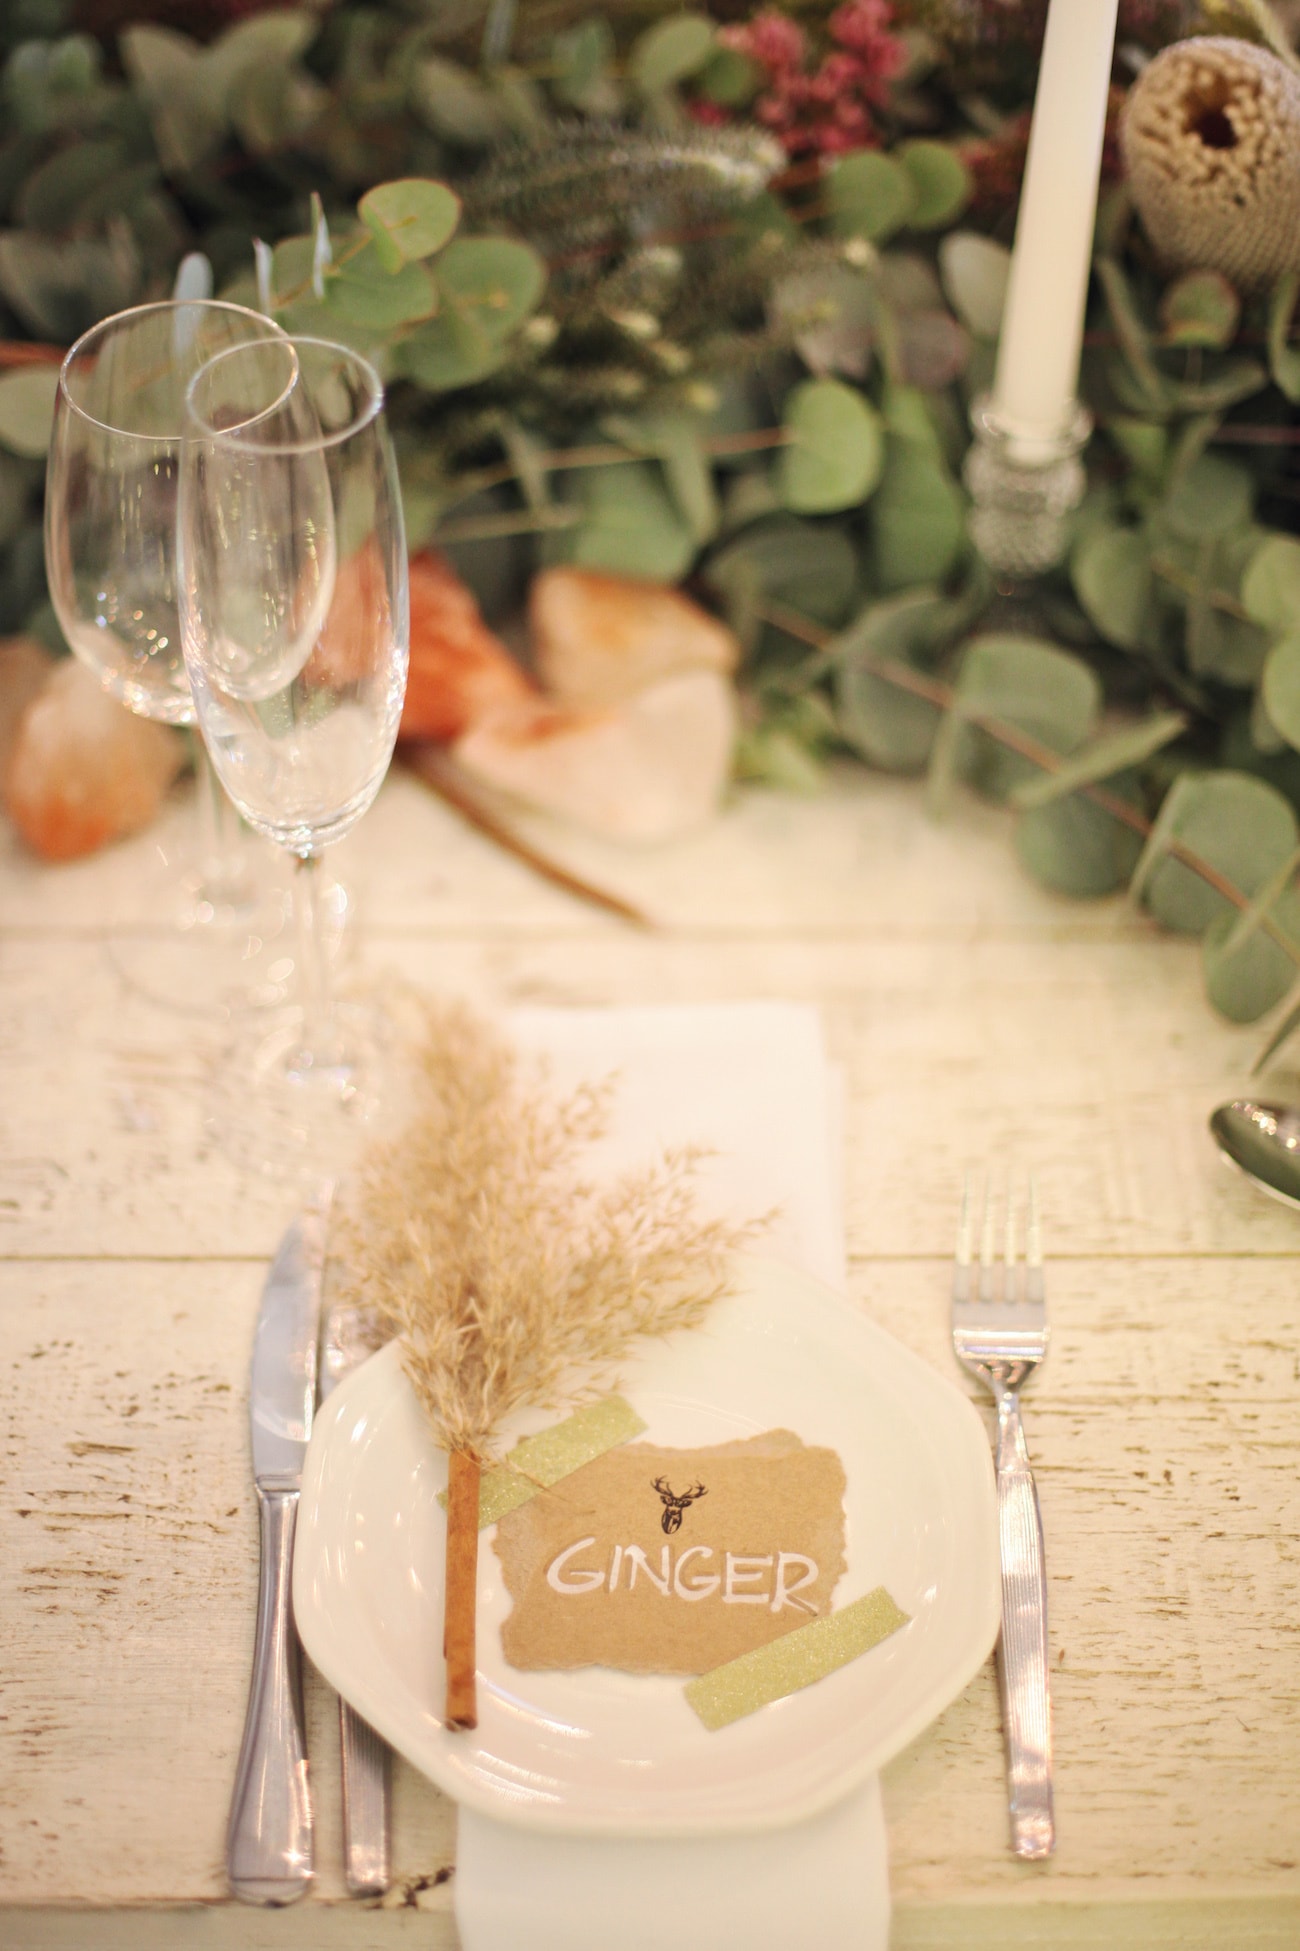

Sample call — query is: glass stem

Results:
[193,737,246,906]
[293,851,333,1061]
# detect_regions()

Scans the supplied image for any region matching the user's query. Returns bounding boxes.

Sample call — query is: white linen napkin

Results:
[453,1002,888,1951]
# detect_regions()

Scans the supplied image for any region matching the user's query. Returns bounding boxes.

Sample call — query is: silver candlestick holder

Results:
[963,395,1092,579]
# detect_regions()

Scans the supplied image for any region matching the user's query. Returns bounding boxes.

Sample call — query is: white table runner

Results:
[452,1003,888,1951]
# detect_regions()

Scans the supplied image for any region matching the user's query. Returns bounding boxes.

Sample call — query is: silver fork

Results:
[951,1172,1054,1860]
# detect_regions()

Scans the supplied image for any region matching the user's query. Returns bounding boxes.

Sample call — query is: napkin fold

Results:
[452,1003,886,1951]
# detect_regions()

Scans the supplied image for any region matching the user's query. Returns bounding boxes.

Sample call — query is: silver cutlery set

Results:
[228,1173,1055,1901]
[227,1188,392,1905]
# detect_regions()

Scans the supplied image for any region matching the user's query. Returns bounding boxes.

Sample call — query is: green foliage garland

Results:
[2,0,1300,1054]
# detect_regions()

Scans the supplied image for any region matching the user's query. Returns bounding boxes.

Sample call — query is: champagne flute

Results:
[44,299,294,1011]
[178,335,408,1172]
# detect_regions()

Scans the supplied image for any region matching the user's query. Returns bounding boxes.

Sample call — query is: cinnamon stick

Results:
[444,1448,482,1731]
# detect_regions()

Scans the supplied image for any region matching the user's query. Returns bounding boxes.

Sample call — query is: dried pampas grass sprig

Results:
[331,997,759,1729]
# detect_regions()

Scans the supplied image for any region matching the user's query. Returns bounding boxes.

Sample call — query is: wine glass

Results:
[177,334,409,1173]
[44,299,296,1011]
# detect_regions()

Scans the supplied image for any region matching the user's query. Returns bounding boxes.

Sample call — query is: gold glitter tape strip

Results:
[684,1586,911,1732]
[438,1396,648,1529]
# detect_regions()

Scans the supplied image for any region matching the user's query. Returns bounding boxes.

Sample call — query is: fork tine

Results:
[979,1174,997,1303]
[1025,1172,1044,1303]
[1004,1175,1019,1301]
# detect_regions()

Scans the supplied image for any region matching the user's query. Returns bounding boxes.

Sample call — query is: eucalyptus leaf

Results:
[491,65,551,138]
[325,244,437,330]
[1186,605,1269,688]
[950,634,1101,802]
[629,14,715,95]
[1071,523,1152,651]
[1010,710,1188,809]
[436,235,546,341]
[1158,270,1240,350]
[605,409,717,544]
[718,466,780,535]
[880,383,940,450]
[897,309,969,391]
[119,25,221,173]
[1016,789,1145,897]
[1136,770,1299,933]
[358,178,460,271]
[1202,889,1300,1023]
[1161,454,1253,542]
[833,590,956,772]
[778,379,884,515]
[552,18,620,115]
[706,518,859,637]
[735,723,826,793]
[1104,417,1167,483]
[896,140,970,230]
[0,229,139,340]
[1164,356,1268,414]
[827,152,916,245]
[497,414,549,512]
[0,368,58,457]
[410,57,506,146]
[656,427,718,546]
[1266,271,1300,404]
[867,438,964,591]
[232,61,324,155]
[566,461,694,582]
[269,233,314,309]
[1095,256,1167,409]
[395,309,505,390]
[937,231,1009,339]
[698,45,761,107]
[1242,534,1300,636]
[1261,635,1300,753]
[1218,842,1300,957]
[204,11,317,95]
[768,263,875,380]
[16,140,131,231]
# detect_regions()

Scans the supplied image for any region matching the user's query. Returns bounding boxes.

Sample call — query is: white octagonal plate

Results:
[294,1253,999,1836]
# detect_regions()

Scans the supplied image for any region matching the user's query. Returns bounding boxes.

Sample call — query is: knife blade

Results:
[227,1191,331,1906]
[319,1279,392,1897]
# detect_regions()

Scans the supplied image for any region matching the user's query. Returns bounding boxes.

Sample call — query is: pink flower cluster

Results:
[716,1,905,157]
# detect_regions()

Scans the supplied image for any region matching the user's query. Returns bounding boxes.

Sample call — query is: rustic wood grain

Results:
[2,765,1298,1947]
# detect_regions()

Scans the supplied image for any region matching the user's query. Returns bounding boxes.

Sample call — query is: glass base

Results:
[205,998,391,1181]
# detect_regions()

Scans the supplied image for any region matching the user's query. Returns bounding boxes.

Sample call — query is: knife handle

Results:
[340,1699,392,1895]
[227,1486,314,1905]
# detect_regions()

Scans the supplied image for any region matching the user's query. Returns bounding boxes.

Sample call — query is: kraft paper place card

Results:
[492,1430,847,1676]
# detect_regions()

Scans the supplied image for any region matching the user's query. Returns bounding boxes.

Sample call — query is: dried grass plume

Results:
[332,998,757,1463]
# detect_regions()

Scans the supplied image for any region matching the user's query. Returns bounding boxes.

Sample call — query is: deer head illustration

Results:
[651,1476,708,1535]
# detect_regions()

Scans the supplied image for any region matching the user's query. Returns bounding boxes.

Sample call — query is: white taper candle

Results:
[990,0,1120,458]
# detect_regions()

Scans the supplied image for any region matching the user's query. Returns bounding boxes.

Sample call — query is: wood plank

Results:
[0,764,1201,944]
[0,928,1290,1261]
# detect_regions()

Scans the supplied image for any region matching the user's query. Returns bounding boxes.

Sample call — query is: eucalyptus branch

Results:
[1149,552,1253,621]
[438,425,790,517]
[752,600,1300,966]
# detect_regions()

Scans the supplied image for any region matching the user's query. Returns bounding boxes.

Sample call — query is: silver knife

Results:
[227,1194,331,1905]
[319,1280,392,1897]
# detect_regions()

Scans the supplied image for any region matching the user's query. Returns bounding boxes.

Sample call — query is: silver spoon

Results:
[1208,1099,1300,1210]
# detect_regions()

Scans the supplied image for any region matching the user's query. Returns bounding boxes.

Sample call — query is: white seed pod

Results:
[1120,35,1300,289]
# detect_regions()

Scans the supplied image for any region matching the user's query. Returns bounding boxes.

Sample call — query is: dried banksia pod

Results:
[1120,35,1300,289]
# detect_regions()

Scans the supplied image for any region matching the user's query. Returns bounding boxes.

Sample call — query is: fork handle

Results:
[995,1393,1055,1860]
[339,1698,391,1895]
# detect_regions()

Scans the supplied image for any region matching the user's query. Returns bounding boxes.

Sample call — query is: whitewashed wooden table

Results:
[2,760,1298,1950]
